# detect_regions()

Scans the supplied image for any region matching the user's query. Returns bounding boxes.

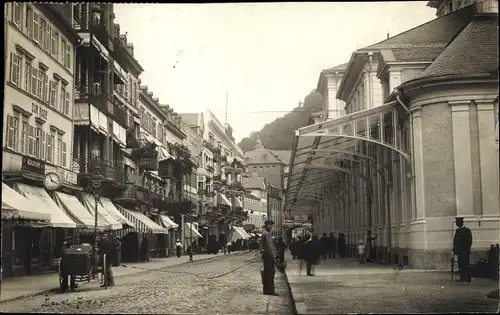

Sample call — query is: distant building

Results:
[244,138,291,190]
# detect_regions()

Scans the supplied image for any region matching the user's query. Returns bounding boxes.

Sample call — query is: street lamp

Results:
[89,165,104,272]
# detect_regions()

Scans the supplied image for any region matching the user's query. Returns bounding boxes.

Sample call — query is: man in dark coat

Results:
[303,235,321,276]
[453,217,473,282]
[261,220,278,296]
[98,233,114,287]
[328,232,337,259]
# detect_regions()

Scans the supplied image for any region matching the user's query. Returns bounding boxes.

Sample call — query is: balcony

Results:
[74,83,114,115]
[118,183,148,204]
[131,139,158,159]
[158,159,180,180]
[205,164,214,172]
[81,154,125,185]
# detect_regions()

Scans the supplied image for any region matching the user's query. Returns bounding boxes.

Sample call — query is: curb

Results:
[283,269,299,315]
[0,251,248,304]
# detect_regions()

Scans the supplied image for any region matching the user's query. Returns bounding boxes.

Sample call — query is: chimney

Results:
[152,97,159,102]
[126,43,134,56]
[387,33,390,39]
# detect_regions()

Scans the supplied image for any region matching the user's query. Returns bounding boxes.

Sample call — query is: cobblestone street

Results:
[0,253,292,314]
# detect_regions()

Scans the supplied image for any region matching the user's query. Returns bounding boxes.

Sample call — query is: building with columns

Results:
[285,0,498,269]
[316,63,348,120]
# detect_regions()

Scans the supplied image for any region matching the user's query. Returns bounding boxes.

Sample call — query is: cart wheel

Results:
[70,274,76,291]
[103,254,108,289]
[58,259,66,293]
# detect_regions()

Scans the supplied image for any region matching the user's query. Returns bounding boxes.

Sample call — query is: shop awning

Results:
[233,226,250,241]
[158,146,174,162]
[54,192,108,230]
[99,198,136,229]
[118,206,168,234]
[184,222,202,238]
[285,101,411,214]
[82,194,122,230]
[14,183,77,228]
[1,183,50,222]
[218,193,232,207]
[160,215,179,229]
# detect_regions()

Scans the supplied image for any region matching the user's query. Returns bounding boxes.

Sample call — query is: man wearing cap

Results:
[261,220,278,296]
[453,217,473,282]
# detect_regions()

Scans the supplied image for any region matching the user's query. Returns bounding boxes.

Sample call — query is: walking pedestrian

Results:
[365,230,377,263]
[276,236,286,263]
[261,220,278,296]
[303,234,320,276]
[453,217,473,282]
[140,236,150,262]
[98,233,114,287]
[175,239,183,258]
[320,233,329,259]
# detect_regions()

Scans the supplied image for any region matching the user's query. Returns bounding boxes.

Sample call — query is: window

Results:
[39,18,46,50]
[50,28,59,58]
[33,11,40,43]
[30,64,38,96]
[63,89,70,115]
[43,73,49,103]
[40,130,46,161]
[12,3,22,26]
[57,133,63,165]
[27,125,35,156]
[43,22,50,52]
[129,79,133,103]
[9,52,22,86]
[5,114,20,150]
[61,39,71,69]
[152,118,157,138]
[24,60,31,92]
[35,126,42,159]
[20,118,28,154]
[37,69,44,99]
[46,131,55,163]
[49,80,58,108]
[61,141,67,167]
[25,6,33,37]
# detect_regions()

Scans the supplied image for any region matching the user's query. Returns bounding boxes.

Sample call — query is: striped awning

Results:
[118,206,168,234]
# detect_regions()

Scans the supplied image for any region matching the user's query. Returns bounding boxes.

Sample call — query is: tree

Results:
[238,90,325,152]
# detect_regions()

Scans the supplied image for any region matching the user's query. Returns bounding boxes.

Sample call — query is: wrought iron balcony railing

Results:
[86,154,124,184]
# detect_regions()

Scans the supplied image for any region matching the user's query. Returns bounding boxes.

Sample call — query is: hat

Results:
[264,220,275,225]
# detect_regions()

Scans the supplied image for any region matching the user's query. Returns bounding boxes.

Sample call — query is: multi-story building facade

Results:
[316,63,348,120]
[285,0,499,269]
[242,176,268,233]
[2,3,82,277]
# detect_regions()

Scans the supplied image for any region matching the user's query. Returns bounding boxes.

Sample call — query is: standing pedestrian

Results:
[365,230,377,263]
[175,239,183,258]
[453,217,473,282]
[113,237,122,267]
[328,232,337,259]
[276,236,286,263]
[98,233,114,287]
[261,220,278,296]
[320,233,329,259]
[140,236,150,262]
[338,233,346,258]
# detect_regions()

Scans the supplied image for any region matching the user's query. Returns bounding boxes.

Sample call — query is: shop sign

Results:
[56,167,78,185]
[139,157,158,171]
[32,103,48,119]
[22,156,45,176]
[294,214,309,223]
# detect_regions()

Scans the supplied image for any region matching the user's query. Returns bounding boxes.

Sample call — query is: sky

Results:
[114,2,436,143]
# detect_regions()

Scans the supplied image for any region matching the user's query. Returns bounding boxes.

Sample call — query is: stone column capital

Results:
[448,100,472,112]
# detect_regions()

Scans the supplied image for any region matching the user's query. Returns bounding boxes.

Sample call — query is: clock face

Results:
[44,172,62,191]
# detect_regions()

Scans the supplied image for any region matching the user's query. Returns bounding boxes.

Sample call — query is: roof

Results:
[361,6,474,51]
[324,63,349,72]
[244,147,283,164]
[243,176,266,190]
[338,5,475,101]
[270,150,292,165]
[416,14,498,79]
[179,113,198,127]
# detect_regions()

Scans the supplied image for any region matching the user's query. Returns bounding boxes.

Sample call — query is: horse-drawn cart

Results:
[58,244,109,292]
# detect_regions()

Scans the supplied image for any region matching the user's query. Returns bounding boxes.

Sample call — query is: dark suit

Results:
[453,226,473,282]
[261,229,276,294]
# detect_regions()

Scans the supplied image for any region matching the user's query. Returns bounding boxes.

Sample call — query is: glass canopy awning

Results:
[284,101,411,213]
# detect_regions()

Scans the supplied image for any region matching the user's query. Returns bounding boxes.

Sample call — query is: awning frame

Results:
[285,101,410,213]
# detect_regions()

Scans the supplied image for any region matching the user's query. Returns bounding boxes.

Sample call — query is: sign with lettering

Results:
[22,156,46,176]
[56,167,78,185]
[294,214,309,223]
[139,157,159,171]
[32,103,48,119]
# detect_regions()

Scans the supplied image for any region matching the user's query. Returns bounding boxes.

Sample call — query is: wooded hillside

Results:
[238,90,324,152]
